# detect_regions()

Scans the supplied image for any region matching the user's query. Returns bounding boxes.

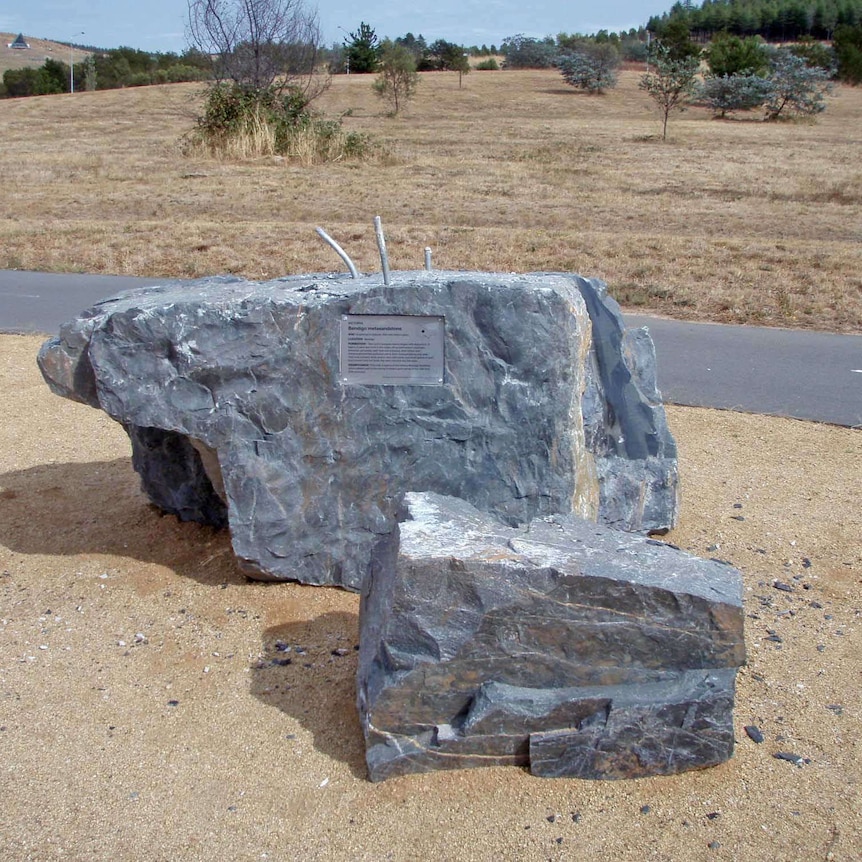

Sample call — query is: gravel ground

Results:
[1,333,860,861]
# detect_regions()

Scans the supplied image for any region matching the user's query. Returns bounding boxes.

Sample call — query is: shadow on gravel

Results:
[0,457,244,587]
[253,612,367,779]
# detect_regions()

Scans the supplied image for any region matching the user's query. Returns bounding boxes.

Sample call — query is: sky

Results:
[1,0,668,55]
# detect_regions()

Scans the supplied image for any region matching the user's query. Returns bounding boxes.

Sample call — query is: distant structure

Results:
[8,33,30,49]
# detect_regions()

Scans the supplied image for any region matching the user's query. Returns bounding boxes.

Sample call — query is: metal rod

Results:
[424,247,432,271]
[315,227,359,278]
[373,216,391,285]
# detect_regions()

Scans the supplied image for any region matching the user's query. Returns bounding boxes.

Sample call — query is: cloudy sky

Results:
[2,0,668,54]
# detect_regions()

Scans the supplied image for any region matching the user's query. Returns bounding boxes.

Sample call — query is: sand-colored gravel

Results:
[1,333,859,861]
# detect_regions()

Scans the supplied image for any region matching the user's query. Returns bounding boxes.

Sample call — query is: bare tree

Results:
[186,0,328,103]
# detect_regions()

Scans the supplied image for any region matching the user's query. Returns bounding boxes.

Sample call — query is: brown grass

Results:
[0,69,860,331]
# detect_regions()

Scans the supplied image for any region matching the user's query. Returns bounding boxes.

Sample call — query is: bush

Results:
[764,50,833,120]
[2,64,66,97]
[161,64,212,84]
[559,44,621,93]
[697,73,773,117]
[475,57,499,70]
[790,38,837,74]
[128,72,153,87]
[621,40,649,63]
[186,83,371,162]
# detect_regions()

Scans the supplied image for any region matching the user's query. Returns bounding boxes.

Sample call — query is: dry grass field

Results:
[0,69,860,332]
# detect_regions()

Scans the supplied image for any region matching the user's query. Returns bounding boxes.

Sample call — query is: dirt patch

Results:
[1,333,859,861]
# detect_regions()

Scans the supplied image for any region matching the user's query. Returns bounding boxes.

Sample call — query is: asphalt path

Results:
[627,314,862,429]
[2,270,860,428]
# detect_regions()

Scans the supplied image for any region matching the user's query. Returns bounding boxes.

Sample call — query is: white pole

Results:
[315,227,359,278]
[70,31,84,93]
[373,216,391,285]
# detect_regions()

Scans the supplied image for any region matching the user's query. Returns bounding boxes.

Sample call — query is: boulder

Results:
[38,271,678,590]
[358,492,745,781]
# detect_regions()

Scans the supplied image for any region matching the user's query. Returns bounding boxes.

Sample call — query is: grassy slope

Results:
[0,33,90,74]
[0,69,859,331]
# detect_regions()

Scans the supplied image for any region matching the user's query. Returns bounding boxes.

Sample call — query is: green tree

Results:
[834,23,862,83]
[373,39,419,113]
[40,58,70,93]
[395,32,428,65]
[344,21,381,73]
[639,43,701,140]
[424,39,470,86]
[3,61,67,97]
[3,68,38,97]
[659,17,702,61]
[83,54,97,91]
[705,32,770,76]
[501,34,557,68]
[559,43,621,93]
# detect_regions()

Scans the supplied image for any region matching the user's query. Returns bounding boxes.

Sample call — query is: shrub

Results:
[621,39,649,63]
[764,50,833,120]
[475,57,499,70]
[128,72,153,87]
[186,83,371,162]
[3,65,66,97]
[559,44,621,93]
[790,38,837,74]
[697,74,773,117]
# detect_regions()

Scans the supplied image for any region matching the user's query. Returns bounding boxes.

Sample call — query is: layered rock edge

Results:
[358,492,745,782]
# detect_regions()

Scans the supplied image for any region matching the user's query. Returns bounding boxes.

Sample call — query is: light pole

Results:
[337,26,351,75]
[70,31,85,93]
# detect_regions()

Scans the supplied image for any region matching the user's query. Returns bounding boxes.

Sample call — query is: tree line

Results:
[1,46,212,98]
[648,0,862,42]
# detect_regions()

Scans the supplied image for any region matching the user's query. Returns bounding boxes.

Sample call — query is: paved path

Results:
[0,271,178,335]
[2,270,860,428]
[627,315,862,429]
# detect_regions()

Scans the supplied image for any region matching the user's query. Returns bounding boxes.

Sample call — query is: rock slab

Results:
[358,492,745,781]
[38,271,678,589]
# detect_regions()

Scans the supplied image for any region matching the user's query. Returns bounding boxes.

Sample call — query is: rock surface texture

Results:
[358,492,745,781]
[38,271,678,590]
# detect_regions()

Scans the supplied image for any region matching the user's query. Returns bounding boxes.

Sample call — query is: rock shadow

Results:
[0,458,245,587]
[251,611,367,779]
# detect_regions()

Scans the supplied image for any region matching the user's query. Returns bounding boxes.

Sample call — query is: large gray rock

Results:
[38,271,678,590]
[358,492,744,781]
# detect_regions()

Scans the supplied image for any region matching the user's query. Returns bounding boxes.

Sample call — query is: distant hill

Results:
[0,34,91,76]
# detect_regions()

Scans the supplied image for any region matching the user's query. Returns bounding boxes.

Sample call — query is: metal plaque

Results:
[340,315,445,385]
